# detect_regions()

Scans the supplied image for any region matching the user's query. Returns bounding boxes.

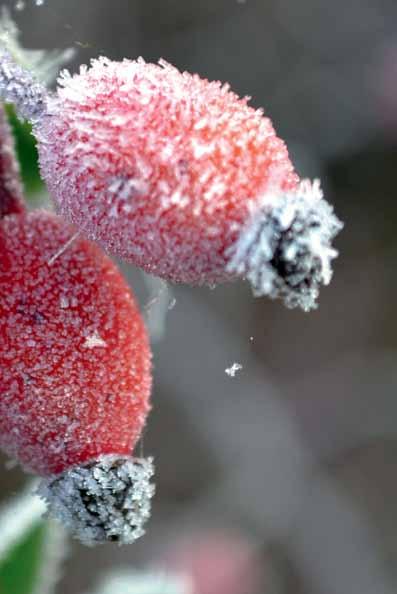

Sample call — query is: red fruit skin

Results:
[37,58,298,286]
[0,211,152,476]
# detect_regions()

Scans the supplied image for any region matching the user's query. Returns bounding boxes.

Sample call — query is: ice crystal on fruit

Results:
[38,456,155,546]
[83,331,107,349]
[226,179,343,311]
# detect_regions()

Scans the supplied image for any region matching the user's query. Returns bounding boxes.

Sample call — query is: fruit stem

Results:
[0,49,48,123]
[0,102,26,218]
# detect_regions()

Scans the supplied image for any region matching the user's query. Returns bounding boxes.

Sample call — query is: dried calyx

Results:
[37,455,155,546]
[226,180,343,311]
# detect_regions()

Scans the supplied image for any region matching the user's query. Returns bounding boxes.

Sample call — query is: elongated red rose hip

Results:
[0,206,154,545]
[0,52,342,310]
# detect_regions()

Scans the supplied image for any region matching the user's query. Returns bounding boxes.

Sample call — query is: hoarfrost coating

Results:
[0,50,342,309]
[37,57,298,290]
[226,179,343,311]
[38,456,155,546]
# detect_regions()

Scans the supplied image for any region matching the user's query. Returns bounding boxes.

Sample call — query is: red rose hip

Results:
[0,207,154,545]
[0,51,342,310]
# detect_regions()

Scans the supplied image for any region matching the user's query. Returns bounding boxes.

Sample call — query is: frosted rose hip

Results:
[0,53,343,310]
[0,210,154,545]
[37,58,298,284]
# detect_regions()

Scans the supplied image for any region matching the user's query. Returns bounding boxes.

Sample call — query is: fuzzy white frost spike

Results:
[37,455,155,546]
[226,179,343,311]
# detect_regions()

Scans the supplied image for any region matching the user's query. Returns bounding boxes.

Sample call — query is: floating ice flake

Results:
[225,362,243,377]
[83,331,107,349]
[15,1,25,10]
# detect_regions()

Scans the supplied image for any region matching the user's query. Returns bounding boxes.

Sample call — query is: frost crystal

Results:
[37,455,155,546]
[226,179,343,311]
[83,331,107,349]
[225,362,243,377]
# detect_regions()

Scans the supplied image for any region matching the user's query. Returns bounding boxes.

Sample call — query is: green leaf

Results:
[0,486,68,594]
[5,103,43,197]
[0,520,46,594]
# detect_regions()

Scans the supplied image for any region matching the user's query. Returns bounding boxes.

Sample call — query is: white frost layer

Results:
[226,179,343,311]
[87,570,192,594]
[37,455,155,546]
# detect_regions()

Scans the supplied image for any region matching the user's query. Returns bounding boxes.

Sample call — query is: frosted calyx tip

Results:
[226,179,343,311]
[37,455,155,546]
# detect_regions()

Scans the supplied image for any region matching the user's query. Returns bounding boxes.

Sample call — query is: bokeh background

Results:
[1,0,397,592]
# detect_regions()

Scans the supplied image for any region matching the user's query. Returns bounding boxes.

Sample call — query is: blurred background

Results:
[1,0,397,592]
